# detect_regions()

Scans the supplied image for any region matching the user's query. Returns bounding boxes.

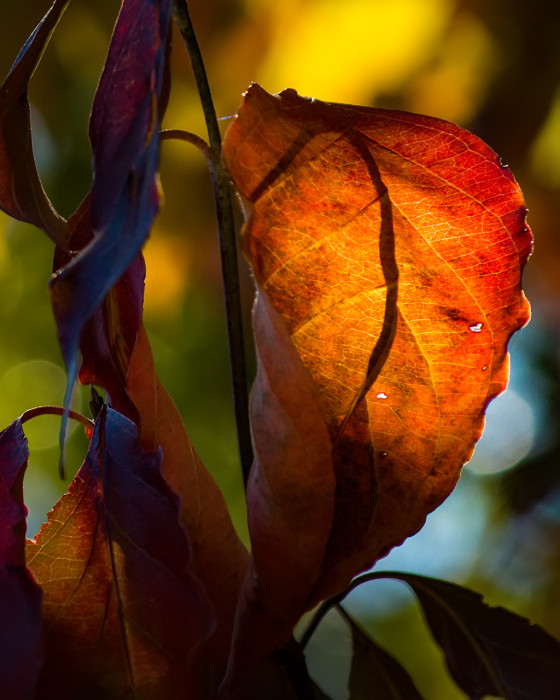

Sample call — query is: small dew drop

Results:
[482,366,488,371]
[469,323,483,333]
[379,451,388,458]
[376,392,388,399]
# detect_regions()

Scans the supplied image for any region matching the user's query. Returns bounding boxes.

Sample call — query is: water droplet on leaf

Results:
[469,323,483,333]
[376,392,388,399]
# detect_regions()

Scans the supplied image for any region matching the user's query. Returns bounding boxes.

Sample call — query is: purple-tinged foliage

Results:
[50,0,173,405]
[0,420,43,699]
[28,407,214,698]
[52,196,145,422]
[0,0,69,247]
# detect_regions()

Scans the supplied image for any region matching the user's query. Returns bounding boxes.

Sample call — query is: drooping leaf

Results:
[222,83,532,685]
[222,291,335,695]
[380,572,560,700]
[52,195,143,423]
[127,324,249,675]
[49,0,173,417]
[0,420,43,699]
[223,82,531,595]
[341,606,425,700]
[26,406,214,699]
[52,199,248,688]
[0,0,69,246]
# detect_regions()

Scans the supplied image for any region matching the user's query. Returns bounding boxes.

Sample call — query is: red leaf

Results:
[26,407,214,698]
[0,420,43,699]
[52,195,144,423]
[222,84,532,678]
[222,291,335,695]
[0,0,68,247]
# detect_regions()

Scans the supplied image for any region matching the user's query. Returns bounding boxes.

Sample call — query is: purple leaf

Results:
[0,420,43,699]
[52,195,144,422]
[376,572,560,700]
[341,607,425,699]
[50,0,173,393]
[28,406,214,697]
[0,0,69,247]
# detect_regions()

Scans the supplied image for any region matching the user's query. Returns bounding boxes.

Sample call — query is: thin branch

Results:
[20,405,94,430]
[172,0,253,488]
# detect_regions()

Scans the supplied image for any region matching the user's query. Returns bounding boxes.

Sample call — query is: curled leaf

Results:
[0,420,43,699]
[0,0,69,246]
[50,0,173,418]
[127,325,249,675]
[341,607,425,700]
[26,406,214,698]
[222,83,532,678]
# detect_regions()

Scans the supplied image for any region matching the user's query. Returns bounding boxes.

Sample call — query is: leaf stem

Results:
[172,0,253,488]
[160,128,213,166]
[20,405,94,430]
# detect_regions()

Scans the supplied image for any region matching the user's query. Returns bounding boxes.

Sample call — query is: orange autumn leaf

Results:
[127,324,249,672]
[222,83,532,683]
[26,407,214,699]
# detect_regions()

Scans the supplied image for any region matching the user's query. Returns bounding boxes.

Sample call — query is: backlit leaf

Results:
[0,0,69,246]
[50,0,173,415]
[0,420,43,699]
[222,291,335,694]
[26,406,214,699]
[222,83,532,673]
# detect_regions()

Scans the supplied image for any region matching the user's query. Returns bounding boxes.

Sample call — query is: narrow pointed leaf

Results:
[0,420,43,699]
[380,573,560,700]
[26,407,214,698]
[50,0,173,412]
[0,0,69,246]
[342,608,425,699]
[52,197,248,687]
[222,84,532,610]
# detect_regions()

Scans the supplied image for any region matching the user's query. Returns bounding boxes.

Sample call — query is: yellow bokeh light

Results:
[530,87,560,189]
[143,232,191,317]
[249,0,453,104]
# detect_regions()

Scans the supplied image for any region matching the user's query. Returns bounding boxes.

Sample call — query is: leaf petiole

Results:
[20,405,94,430]
[160,128,214,169]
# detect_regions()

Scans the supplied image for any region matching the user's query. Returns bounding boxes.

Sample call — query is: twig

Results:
[172,0,253,487]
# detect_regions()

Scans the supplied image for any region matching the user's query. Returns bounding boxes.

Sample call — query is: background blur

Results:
[1,1,559,697]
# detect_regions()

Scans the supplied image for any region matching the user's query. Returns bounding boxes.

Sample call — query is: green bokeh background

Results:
[2,1,560,697]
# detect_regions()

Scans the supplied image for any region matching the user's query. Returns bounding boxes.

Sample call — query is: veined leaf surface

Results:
[222,84,532,683]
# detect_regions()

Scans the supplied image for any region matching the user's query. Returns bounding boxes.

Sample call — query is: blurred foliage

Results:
[1,1,560,697]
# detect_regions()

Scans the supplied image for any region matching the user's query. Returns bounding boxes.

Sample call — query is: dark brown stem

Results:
[172,0,253,488]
